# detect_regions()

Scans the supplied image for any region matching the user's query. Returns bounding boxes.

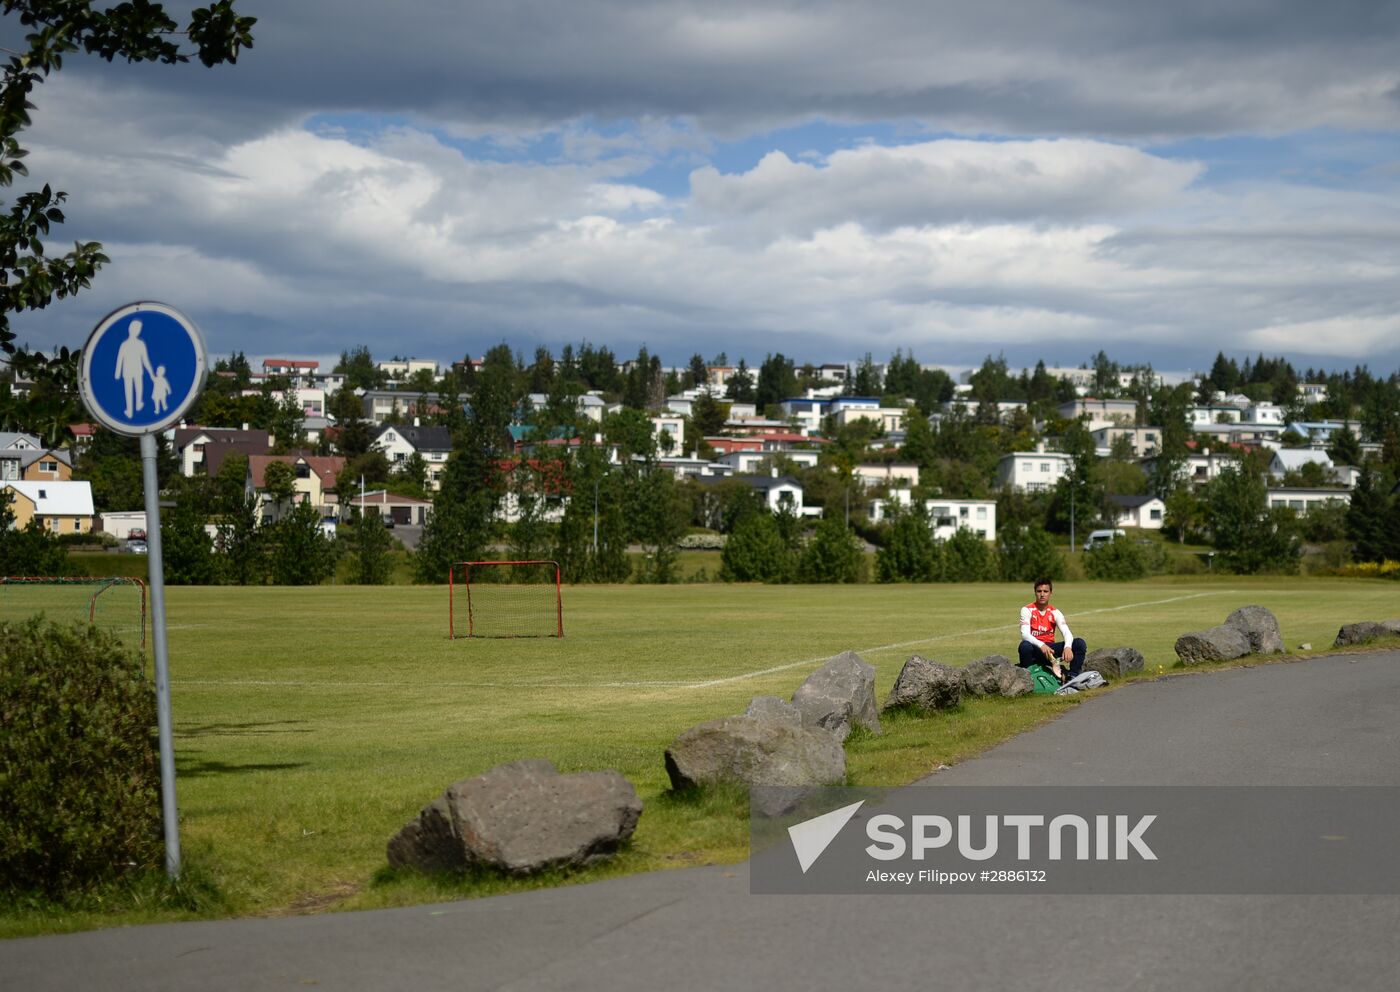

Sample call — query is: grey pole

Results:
[140,432,181,878]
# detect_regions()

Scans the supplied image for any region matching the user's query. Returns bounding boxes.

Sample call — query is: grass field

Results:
[3,575,1398,936]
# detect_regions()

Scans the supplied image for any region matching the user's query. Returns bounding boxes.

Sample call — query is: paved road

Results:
[7,652,1400,991]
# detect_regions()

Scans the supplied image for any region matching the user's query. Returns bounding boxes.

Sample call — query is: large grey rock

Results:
[744,695,803,728]
[387,759,642,876]
[1333,621,1400,647]
[791,650,882,741]
[1175,625,1251,665]
[960,655,1033,698]
[664,716,846,794]
[884,655,964,712]
[1084,646,1146,680]
[1224,605,1285,654]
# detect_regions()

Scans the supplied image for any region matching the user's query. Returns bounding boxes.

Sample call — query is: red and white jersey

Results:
[1020,603,1073,645]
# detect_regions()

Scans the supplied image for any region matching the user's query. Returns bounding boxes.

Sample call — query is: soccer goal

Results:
[0,575,148,647]
[449,560,564,639]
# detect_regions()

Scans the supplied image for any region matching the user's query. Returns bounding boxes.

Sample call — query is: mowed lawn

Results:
[6,576,1398,931]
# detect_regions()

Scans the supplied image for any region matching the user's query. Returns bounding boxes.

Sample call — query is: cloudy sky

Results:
[6,0,1400,376]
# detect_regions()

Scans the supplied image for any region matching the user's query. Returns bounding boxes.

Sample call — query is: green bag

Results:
[1026,663,1062,695]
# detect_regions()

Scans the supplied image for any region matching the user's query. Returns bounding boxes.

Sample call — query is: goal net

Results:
[0,576,148,647]
[449,560,564,639]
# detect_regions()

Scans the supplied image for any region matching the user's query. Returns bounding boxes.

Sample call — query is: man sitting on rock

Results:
[1018,578,1087,683]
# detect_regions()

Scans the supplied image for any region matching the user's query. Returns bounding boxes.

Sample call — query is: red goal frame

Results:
[0,575,148,647]
[449,560,564,639]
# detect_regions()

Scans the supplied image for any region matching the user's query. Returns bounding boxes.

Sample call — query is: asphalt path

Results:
[7,651,1400,991]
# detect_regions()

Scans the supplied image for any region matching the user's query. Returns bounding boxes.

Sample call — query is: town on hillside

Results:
[2,344,1399,584]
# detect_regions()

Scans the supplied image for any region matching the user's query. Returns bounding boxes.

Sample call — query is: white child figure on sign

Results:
[151,364,171,414]
[114,320,155,418]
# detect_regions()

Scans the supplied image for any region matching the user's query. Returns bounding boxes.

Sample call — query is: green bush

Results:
[0,619,162,896]
[998,523,1065,582]
[720,512,793,583]
[1083,538,1149,580]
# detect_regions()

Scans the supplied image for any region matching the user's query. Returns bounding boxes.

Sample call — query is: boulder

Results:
[960,654,1033,698]
[1334,621,1393,647]
[387,759,642,876]
[1224,605,1285,654]
[664,716,846,794]
[791,650,882,741]
[884,655,964,712]
[1174,625,1251,665]
[1084,646,1146,680]
[744,695,803,728]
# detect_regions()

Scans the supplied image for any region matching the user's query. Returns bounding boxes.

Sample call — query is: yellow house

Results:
[1,480,95,534]
[20,448,74,482]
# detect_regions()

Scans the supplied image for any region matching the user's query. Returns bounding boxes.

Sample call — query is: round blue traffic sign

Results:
[79,302,208,436]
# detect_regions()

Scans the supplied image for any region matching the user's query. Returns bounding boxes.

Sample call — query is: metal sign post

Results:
[79,301,208,878]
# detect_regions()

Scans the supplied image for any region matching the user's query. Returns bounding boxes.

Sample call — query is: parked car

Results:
[126,539,148,555]
[1082,528,1125,552]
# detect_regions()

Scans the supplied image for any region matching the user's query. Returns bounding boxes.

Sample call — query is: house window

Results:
[1041,463,1050,472]
[73,519,80,532]
[1150,509,1162,521]
[977,506,987,519]
[38,489,46,499]
[1022,461,1032,471]
[777,491,795,507]
[295,463,310,479]
[959,507,969,518]
[40,460,57,472]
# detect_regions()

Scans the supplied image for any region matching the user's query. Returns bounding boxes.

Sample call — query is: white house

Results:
[1108,494,1166,529]
[1059,398,1137,425]
[853,463,920,489]
[650,415,686,456]
[734,473,818,517]
[377,358,440,380]
[1243,402,1287,426]
[1269,448,1334,480]
[1266,487,1351,515]
[714,449,819,474]
[868,492,997,542]
[371,423,452,491]
[172,426,270,477]
[1091,425,1163,459]
[1189,404,1243,426]
[996,447,1073,492]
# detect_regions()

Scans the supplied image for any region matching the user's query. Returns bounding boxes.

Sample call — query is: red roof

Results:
[262,359,319,370]
[706,438,764,454]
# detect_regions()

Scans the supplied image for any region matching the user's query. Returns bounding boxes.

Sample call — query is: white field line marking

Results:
[683,591,1228,690]
[175,679,694,689]
[174,591,1228,693]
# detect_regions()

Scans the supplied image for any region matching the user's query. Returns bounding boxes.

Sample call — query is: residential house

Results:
[377,358,440,380]
[0,431,40,481]
[853,463,920,489]
[1266,487,1351,515]
[173,426,271,477]
[16,448,73,482]
[261,358,320,377]
[361,390,443,425]
[828,397,905,433]
[1188,403,1243,426]
[650,415,686,456]
[1059,398,1137,425]
[372,422,452,491]
[1,480,95,534]
[1091,425,1162,459]
[996,446,1073,492]
[714,449,819,474]
[246,453,345,523]
[868,491,997,542]
[1108,494,1166,530]
[778,397,829,434]
[1243,402,1287,426]
[1286,420,1365,446]
[730,473,817,517]
[1269,448,1334,480]
[346,490,433,527]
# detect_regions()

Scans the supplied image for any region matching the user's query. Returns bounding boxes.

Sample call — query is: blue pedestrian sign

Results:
[79,301,208,436]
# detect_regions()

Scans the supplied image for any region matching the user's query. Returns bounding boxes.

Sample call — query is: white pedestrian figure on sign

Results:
[151,364,172,414]
[114,320,155,418]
